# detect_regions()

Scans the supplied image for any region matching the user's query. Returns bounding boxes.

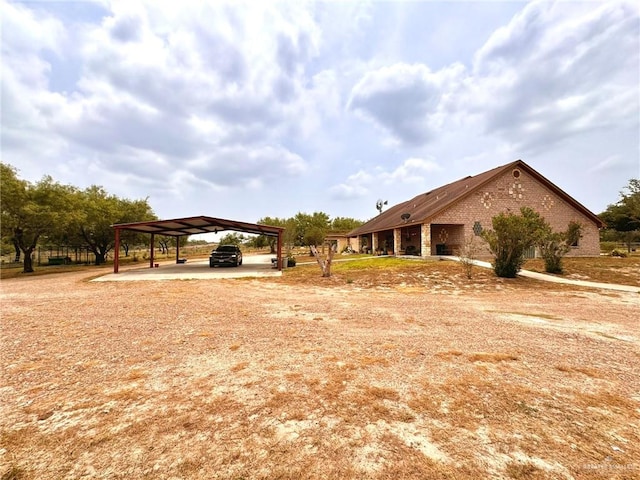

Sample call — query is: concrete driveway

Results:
[93,254,281,282]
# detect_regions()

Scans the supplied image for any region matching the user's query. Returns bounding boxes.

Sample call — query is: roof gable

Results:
[349,160,603,236]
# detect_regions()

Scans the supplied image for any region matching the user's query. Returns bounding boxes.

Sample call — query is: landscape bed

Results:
[1,259,639,479]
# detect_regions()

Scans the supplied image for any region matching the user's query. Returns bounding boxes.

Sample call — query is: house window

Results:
[571,237,579,247]
[473,221,483,236]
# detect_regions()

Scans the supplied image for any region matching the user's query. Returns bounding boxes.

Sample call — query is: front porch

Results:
[354,223,465,258]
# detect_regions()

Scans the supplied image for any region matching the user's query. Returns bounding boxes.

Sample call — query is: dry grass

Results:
[524,255,640,285]
[280,255,640,293]
[1,261,639,479]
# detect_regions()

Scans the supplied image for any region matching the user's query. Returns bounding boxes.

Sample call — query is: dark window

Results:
[473,221,483,236]
[217,245,239,252]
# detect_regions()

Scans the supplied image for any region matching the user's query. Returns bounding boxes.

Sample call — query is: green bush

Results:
[482,207,547,278]
[599,241,618,253]
[287,257,296,267]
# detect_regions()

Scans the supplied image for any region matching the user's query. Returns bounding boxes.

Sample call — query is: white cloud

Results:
[1,0,637,223]
[1,0,325,191]
[330,157,442,199]
[468,0,639,153]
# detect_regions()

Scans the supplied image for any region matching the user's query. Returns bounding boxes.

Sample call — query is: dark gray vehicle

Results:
[209,245,243,267]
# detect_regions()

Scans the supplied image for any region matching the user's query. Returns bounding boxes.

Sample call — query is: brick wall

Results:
[430,167,600,256]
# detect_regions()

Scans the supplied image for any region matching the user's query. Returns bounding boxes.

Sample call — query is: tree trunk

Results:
[12,239,21,262]
[123,243,129,256]
[90,244,108,265]
[21,247,35,273]
[310,244,335,277]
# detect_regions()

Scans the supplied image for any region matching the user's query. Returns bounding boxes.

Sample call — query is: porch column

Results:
[393,228,401,255]
[371,234,378,254]
[421,224,431,257]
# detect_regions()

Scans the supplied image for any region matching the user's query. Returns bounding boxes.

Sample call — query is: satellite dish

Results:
[376,199,388,214]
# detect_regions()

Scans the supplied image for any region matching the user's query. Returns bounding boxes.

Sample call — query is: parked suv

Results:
[209,245,243,267]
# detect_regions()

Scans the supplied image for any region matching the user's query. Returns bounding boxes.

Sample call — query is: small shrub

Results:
[539,221,582,274]
[457,236,482,279]
[610,249,628,257]
[599,241,618,253]
[287,257,296,267]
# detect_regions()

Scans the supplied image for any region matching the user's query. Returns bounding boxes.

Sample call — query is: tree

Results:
[330,217,364,234]
[1,164,76,273]
[310,242,336,277]
[257,216,287,254]
[218,232,245,246]
[70,186,155,265]
[481,207,547,278]
[294,211,330,254]
[118,198,157,256]
[599,179,640,252]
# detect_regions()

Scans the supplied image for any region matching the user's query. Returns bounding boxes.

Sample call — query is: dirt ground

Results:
[1,264,639,480]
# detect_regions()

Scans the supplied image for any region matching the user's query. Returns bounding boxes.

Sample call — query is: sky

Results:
[2,0,639,230]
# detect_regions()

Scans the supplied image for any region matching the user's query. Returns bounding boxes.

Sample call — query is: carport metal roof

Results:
[112,215,284,237]
[111,215,284,273]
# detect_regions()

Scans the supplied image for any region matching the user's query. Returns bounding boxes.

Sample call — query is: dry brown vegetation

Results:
[1,258,639,479]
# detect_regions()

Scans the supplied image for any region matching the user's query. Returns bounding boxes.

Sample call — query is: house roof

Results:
[112,215,284,237]
[348,160,604,236]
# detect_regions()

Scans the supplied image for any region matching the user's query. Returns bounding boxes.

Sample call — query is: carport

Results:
[111,216,285,274]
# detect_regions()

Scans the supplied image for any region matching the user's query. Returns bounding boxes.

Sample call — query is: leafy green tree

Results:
[118,198,157,256]
[69,186,155,265]
[599,179,640,252]
[218,232,245,246]
[1,164,77,273]
[330,217,364,233]
[257,213,363,256]
[257,216,287,254]
[245,234,268,249]
[481,207,547,278]
[294,211,330,254]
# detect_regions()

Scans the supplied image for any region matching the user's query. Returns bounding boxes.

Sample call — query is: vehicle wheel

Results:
[239,258,243,266]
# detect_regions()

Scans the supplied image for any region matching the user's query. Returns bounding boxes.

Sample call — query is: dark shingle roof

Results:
[348,160,603,236]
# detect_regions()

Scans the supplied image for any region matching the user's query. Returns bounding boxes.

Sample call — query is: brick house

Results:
[347,160,603,258]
